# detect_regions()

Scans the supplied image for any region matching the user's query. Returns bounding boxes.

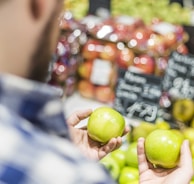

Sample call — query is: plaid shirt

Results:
[0,74,115,184]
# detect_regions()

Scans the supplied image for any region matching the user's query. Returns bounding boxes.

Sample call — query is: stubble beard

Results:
[28,7,60,82]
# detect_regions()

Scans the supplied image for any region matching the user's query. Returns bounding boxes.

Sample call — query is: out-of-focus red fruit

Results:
[117,47,135,69]
[164,32,177,48]
[176,43,189,55]
[78,80,95,99]
[78,60,93,79]
[95,86,115,103]
[52,61,68,83]
[155,57,168,76]
[100,43,118,62]
[133,54,155,75]
[128,27,152,51]
[82,39,102,60]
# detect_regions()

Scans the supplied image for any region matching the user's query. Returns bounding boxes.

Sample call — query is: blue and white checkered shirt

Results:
[0,74,115,184]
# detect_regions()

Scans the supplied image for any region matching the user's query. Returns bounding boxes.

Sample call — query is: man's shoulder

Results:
[0,105,115,184]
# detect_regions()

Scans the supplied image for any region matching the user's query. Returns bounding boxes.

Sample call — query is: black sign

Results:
[114,70,162,122]
[88,0,111,16]
[162,51,194,99]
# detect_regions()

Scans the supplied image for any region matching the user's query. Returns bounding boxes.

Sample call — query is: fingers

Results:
[98,137,122,159]
[179,140,194,176]
[67,109,93,126]
[97,127,130,159]
[137,137,150,174]
[122,126,130,136]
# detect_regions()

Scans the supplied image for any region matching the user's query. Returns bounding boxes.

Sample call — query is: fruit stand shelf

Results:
[64,92,140,128]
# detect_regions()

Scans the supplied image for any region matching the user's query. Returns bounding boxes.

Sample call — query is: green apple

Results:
[190,142,194,158]
[125,141,138,168]
[190,118,194,128]
[100,154,120,180]
[182,127,194,144]
[171,129,185,141]
[118,166,139,184]
[110,148,126,169]
[145,129,183,169]
[172,99,194,123]
[87,107,125,143]
[155,118,170,130]
[131,121,157,142]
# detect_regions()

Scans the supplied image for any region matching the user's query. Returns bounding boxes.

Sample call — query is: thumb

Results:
[67,109,93,126]
[179,140,193,178]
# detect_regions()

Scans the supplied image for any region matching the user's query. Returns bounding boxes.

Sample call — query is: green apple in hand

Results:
[110,148,126,169]
[100,154,120,180]
[125,141,138,168]
[118,166,139,184]
[87,107,125,143]
[145,129,184,169]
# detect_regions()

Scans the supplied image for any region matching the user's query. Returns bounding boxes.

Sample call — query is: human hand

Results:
[137,137,194,184]
[67,109,129,160]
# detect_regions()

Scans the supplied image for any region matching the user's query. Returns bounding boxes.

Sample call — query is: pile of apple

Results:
[76,15,189,103]
[100,117,194,184]
[49,11,87,97]
[77,38,118,103]
[85,15,189,57]
[63,0,193,26]
[111,0,192,26]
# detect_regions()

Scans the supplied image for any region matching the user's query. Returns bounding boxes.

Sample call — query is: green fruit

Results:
[182,127,194,144]
[100,155,120,180]
[190,118,194,128]
[145,129,183,169]
[155,118,170,130]
[87,107,125,143]
[110,148,126,169]
[190,143,194,158]
[172,99,194,123]
[171,129,185,141]
[119,166,139,184]
[131,122,157,142]
[125,142,138,168]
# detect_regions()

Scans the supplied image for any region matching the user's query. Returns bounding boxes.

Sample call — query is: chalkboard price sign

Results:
[114,70,162,122]
[88,0,111,16]
[162,51,194,99]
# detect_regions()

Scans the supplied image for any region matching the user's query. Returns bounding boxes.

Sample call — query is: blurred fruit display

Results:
[63,0,193,26]
[83,15,189,57]
[63,0,89,20]
[99,117,194,184]
[77,38,118,103]
[111,0,192,25]
[49,12,87,97]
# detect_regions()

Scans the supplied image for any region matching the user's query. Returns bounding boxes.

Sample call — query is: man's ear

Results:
[30,0,44,20]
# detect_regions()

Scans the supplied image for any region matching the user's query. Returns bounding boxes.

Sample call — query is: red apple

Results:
[114,16,137,41]
[154,57,168,76]
[117,47,135,69]
[51,61,68,83]
[164,32,177,48]
[78,60,93,80]
[82,39,101,60]
[176,43,189,55]
[128,27,152,51]
[100,43,118,62]
[147,34,167,56]
[77,80,95,99]
[133,54,155,75]
[95,85,115,103]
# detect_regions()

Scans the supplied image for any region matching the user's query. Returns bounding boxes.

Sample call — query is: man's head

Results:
[0,0,63,82]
